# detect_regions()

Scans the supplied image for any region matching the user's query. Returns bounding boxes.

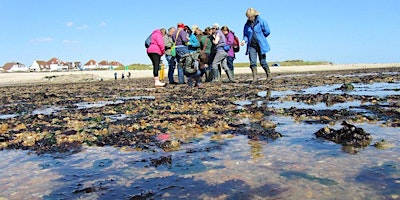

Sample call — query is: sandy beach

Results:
[0,63,399,86]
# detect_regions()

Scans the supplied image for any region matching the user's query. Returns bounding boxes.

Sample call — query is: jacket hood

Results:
[152,29,162,35]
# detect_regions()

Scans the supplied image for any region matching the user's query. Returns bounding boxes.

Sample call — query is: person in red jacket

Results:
[146,29,167,87]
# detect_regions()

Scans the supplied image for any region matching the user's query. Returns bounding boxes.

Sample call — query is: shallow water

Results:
[0,84,399,199]
[0,117,399,199]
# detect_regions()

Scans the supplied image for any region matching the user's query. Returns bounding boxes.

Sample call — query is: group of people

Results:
[146,8,272,88]
[114,71,131,80]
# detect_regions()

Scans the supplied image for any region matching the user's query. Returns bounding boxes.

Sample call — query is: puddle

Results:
[334,71,400,78]
[0,113,19,119]
[301,82,400,97]
[269,100,372,110]
[32,106,64,115]
[75,100,124,109]
[105,114,128,122]
[117,96,156,100]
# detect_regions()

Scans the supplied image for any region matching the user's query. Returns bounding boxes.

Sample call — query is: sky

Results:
[1,0,399,66]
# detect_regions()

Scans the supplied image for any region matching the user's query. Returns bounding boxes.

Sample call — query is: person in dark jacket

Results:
[172,23,189,84]
[241,8,272,83]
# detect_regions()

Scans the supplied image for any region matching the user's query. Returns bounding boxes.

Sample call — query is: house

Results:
[48,57,68,71]
[65,61,81,70]
[2,62,29,72]
[82,59,98,70]
[98,60,111,70]
[97,60,124,70]
[109,61,124,67]
[29,60,50,71]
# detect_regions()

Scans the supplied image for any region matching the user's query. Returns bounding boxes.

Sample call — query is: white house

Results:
[98,60,111,70]
[30,60,50,71]
[48,57,68,71]
[2,62,29,72]
[82,59,98,70]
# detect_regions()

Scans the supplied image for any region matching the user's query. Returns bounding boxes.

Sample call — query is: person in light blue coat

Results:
[185,26,200,52]
[241,7,272,83]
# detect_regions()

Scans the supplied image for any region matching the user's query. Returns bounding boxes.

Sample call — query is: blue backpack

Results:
[145,34,152,48]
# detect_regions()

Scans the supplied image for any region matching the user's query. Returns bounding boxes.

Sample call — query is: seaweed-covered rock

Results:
[314,121,372,147]
[338,83,354,91]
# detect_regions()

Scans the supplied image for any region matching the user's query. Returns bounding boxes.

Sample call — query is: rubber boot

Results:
[251,67,258,83]
[154,77,167,87]
[205,70,212,82]
[211,68,220,82]
[226,69,237,83]
[263,67,272,83]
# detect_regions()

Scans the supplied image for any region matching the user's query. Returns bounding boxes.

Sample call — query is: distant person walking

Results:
[114,72,117,80]
[147,29,167,87]
[241,8,272,83]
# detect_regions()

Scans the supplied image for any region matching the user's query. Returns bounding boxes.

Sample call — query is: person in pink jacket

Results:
[147,29,167,87]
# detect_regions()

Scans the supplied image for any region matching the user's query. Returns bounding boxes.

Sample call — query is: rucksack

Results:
[145,34,152,48]
[180,51,201,74]
[233,33,240,53]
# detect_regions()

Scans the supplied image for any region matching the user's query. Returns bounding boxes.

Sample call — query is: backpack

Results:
[180,51,201,74]
[145,34,152,48]
[232,32,240,52]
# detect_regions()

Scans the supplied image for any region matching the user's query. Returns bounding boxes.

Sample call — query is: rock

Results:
[315,121,372,148]
[338,83,354,91]
[373,139,395,150]
[160,140,181,152]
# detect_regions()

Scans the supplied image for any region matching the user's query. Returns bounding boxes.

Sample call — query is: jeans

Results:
[186,70,202,86]
[227,56,234,71]
[248,46,268,69]
[176,46,189,84]
[165,55,176,83]
[212,50,228,71]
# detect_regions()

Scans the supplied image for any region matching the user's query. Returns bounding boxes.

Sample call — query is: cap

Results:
[212,23,219,29]
[177,23,185,29]
[192,25,198,31]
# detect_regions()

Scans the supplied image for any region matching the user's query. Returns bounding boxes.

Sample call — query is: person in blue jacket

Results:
[184,25,200,52]
[241,8,272,83]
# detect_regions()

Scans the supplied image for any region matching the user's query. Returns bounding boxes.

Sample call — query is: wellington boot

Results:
[211,69,220,82]
[154,77,167,87]
[262,67,273,83]
[226,70,237,83]
[205,70,212,82]
[251,67,258,83]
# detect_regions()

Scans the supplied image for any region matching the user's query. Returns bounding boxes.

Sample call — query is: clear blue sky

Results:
[1,0,399,66]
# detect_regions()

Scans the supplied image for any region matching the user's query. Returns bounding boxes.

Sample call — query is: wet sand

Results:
[0,63,399,86]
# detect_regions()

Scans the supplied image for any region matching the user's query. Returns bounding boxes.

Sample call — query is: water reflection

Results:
[0,117,399,199]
